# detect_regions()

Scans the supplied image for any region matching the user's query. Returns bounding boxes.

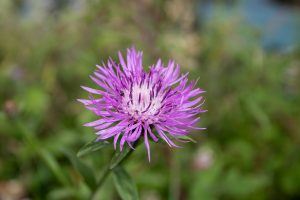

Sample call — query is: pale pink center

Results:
[122,83,162,123]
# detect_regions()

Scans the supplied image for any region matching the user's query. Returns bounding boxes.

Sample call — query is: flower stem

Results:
[89,142,139,200]
[89,165,110,200]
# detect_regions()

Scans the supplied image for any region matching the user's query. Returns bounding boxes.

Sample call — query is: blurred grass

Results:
[0,0,300,199]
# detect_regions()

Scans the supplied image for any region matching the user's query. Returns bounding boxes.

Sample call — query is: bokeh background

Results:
[1,0,300,199]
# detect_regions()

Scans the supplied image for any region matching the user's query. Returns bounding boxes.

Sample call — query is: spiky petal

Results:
[79,47,206,161]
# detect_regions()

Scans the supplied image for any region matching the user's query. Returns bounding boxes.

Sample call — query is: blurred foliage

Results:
[0,0,300,199]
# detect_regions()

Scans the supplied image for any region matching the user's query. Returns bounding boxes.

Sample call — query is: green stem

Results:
[89,142,139,200]
[89,165,110,200]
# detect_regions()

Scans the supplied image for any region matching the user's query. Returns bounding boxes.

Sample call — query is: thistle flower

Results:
[79,47,206,161]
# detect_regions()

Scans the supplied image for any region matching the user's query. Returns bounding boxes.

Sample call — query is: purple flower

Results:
[79,47,206,161]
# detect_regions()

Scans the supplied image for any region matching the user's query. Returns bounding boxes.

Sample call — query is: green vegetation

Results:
[0,0,299,199]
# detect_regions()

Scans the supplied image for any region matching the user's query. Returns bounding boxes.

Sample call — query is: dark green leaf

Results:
[77,140,110,157]
[113,165,139,200]
[110,145,132,169]
[63,149,97,190]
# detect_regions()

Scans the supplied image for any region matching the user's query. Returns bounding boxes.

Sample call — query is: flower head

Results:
[79,47,206,161]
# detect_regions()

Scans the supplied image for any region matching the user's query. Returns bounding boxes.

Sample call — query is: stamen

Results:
[121,80,163,123]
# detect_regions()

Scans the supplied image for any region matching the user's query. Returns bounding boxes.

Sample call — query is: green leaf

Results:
[112,165,139,200]
[177,135,197,143]
[47,188,75,199]
[77,139,110,157]
[110,145,132,169]
[40,149,70,187]
[63,149,97,190]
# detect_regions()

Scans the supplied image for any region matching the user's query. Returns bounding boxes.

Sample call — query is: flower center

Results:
[122,83,162,122]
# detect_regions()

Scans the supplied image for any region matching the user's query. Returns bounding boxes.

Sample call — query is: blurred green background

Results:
[0,0,300,199]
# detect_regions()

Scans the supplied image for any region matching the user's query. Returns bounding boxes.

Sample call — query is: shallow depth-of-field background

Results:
[0,0,300,199]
